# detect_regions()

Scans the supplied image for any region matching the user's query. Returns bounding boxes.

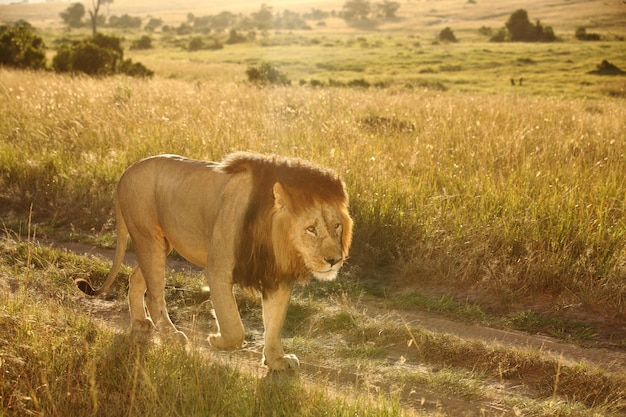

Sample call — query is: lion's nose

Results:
[325,257,340,267]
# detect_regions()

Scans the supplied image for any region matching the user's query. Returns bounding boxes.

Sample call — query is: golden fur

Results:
[76,152,353,371]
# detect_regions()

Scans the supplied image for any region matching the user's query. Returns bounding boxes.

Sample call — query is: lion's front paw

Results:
[164,330,189,345]
[263,353,300,372]
[131,318,156,334]
[208,333,243,351]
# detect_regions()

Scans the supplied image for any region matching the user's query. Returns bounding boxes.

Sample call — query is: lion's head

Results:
[219,152,353,293]
[272,181,352,281]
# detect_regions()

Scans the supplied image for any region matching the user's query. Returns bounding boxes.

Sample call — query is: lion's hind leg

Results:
[128,266,155,335]
[133,237,188,344]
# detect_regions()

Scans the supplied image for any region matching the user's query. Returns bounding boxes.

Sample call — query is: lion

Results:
[76,152,353,371]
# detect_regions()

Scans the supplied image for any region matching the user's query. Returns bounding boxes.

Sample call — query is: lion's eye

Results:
[306,226,317,236]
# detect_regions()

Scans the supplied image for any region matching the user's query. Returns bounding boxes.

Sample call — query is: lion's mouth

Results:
[311,265,341,282]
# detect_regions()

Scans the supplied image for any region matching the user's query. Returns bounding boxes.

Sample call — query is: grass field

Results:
[1,0,626,415]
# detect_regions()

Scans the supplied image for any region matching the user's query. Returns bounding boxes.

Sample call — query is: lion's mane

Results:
[218,152,351,294]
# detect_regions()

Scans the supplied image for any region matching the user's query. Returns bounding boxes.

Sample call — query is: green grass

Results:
[126,33,626,98]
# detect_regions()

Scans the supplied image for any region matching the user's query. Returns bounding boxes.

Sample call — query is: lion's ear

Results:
[273,182,289,210]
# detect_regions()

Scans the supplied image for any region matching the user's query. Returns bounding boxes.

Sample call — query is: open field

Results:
[1,0,626,415]
[2,0,625,32]
[2,0,625,97]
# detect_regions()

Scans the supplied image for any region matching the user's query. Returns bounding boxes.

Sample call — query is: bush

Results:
[347,78,370,88]
[478,26,492,37]
[52,33,152,78]
[130,35,152,50]
[505,9,556,42]
[490,27,508,42]
[108,14,142,29]
[438,27,458,42]
[187,36,223,51]
[225,29,248,44]
[575,27,601,41]
[67,41,117,75]
[0,20,46,70]
[246,62,290,86]
[118,59,154,77]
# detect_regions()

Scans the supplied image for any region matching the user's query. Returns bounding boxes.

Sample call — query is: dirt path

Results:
[59,241,626,415]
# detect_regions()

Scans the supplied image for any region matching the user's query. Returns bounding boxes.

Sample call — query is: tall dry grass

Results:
[1,68,625,316]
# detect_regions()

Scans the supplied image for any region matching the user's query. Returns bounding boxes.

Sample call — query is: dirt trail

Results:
[60,241,626,415]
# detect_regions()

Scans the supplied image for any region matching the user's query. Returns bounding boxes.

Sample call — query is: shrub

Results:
[0,20,46,70]
[246,62,290,86]
[187,36,223,51]
[505,9,556,42]
[575,27,601,41]
[118,59,154,77]
[490,27,507,42]
[188,36,204,51]
[226,29,248,44]
[107,14,142,29]
[478,26,492,37]
[438,27,458,42]
[52,33,152,78]
[347,78,370,88]
[130,35,152,50]
[67,41,117,75]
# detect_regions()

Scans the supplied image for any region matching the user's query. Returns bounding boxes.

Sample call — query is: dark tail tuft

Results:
[75,278,97,296]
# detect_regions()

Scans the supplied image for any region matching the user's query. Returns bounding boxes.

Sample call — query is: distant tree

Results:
[342,0,371,21]
[101,0,113,16]
[211,11,237,30]
[252,5,274,30]
[108,14,142,29]
[60,3,85,28]
[505,9,555,42]
[438,27,458,42]
[505,9,533,41]
[0,20,47,69]
[575,27,601,41]
[145,17,163,32]
[175,23,193,35]
[303,8,329,20]
[374,0,400,19]
[88,0,102,36]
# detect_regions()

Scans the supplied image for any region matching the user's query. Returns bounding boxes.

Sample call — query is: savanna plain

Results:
[1,0,625,416]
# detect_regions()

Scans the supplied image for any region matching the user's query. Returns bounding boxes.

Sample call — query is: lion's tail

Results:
[75,200,129,296]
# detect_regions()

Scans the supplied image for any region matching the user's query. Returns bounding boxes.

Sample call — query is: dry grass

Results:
[1,68,625,319]
[1,236,625,416]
